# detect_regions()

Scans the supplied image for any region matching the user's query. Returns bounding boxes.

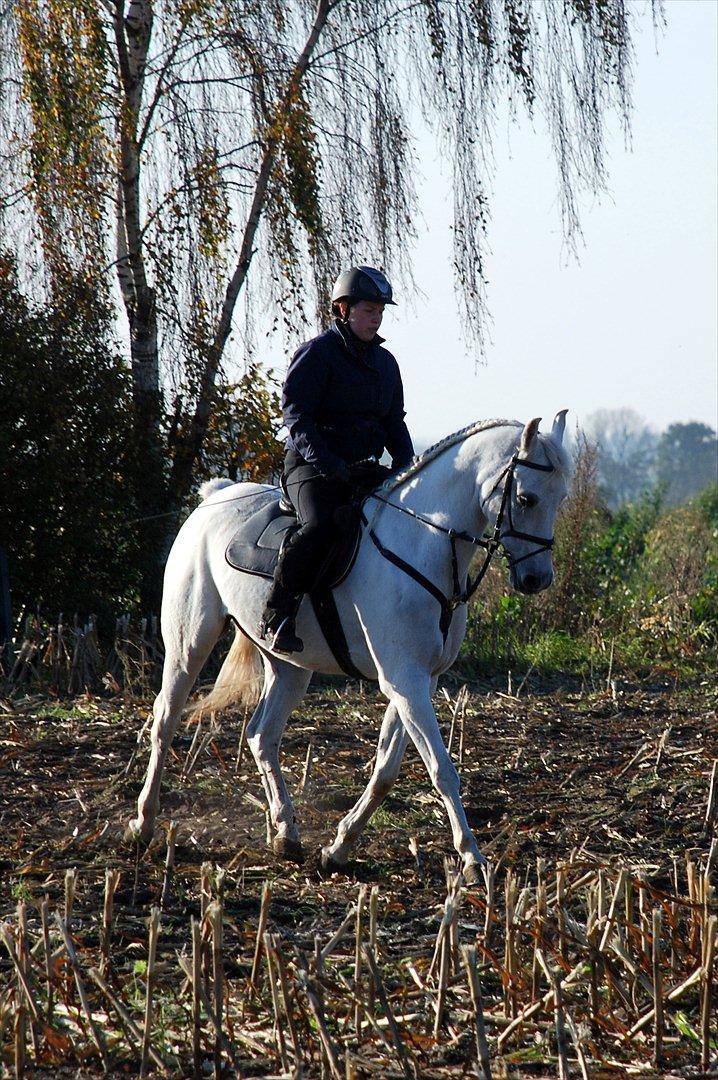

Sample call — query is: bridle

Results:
[360,452,556,641]
[482,453,556,569]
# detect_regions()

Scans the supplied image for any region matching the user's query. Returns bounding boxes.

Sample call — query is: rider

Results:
[257,266,415,653]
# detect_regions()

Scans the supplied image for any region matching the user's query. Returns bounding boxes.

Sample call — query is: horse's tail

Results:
[197,477,235,502]
[188,629,263,722]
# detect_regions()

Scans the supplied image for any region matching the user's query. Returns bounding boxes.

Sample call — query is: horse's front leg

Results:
[321,701,409,871]
[247,659,312,862]
[381,668,486,882]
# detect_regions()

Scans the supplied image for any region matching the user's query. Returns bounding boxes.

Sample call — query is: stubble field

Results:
[1,673,716,1077]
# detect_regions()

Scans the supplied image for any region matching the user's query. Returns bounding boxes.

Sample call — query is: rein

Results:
[361,453,556,641]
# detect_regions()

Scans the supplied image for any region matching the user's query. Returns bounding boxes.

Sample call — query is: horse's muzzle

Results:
[515,569,553,594]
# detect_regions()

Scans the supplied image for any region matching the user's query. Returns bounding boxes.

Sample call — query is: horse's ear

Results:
[552,409,568,445]
[520,417,541,455]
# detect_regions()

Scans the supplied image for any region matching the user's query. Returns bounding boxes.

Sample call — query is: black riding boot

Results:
[257,585,304,653]
[258,456,348,653]
[257,531,306,653]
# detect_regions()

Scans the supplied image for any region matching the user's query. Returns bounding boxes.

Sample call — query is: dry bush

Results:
[537,435,608,634]
[637,500,718,648]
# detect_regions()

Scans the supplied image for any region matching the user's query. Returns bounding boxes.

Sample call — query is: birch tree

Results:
[0,0,658,602]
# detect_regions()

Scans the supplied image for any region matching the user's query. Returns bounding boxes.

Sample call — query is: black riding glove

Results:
[349,459,393,492]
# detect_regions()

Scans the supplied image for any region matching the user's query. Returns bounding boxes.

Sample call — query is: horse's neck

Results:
[395,424,518,536]
[376,425,519,585]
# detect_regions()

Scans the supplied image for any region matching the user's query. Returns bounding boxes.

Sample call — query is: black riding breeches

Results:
[265,450,352,611]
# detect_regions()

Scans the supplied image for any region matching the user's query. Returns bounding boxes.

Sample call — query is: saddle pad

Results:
[224,490,361,588]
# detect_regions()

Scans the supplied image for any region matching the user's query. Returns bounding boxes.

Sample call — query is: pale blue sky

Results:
[389,0,718,445]
[257,0,717,448]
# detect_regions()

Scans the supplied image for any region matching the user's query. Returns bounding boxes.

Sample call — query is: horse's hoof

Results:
[462,859,487,887]
[122,822,152,850]
[272,835,305,863]
[319,847,347,876]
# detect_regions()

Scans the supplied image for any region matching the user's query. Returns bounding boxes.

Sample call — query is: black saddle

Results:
[225,490,361,590]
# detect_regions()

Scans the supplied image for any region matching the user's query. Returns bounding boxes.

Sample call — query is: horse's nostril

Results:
[522,574,541,593]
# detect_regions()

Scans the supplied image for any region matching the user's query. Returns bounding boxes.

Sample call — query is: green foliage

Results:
[692,485,718,631]
[274,89,324,249]
[194,146,231,262]
[639,492,718,648]
[461,441,718,678]
[192,363,284,484]
[524,631,590,672]
[3,0,649,361]
[584,488,662,616]
[1,0,654,600]
[672,1011,702,1046]
[9,878,33,903]
[0,254,142,624]
[697,483,718,528]
[16,1,112,282]
[0,251,286,626]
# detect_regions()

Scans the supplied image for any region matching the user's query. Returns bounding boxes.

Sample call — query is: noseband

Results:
[361,452,556,641]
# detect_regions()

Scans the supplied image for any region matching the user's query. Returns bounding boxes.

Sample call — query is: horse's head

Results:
[482,411,571,595]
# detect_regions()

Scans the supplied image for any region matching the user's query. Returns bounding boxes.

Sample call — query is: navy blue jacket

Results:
[282,321,414,476]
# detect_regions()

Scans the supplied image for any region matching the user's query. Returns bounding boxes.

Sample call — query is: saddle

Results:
[225,468,393,678]
[224,478,382,680]
[224,489,361,588]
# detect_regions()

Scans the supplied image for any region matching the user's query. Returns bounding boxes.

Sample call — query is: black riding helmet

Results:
[331,266,396,315]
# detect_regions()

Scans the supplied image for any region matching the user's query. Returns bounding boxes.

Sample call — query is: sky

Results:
[389,0,718,447]
[260,0,717,449]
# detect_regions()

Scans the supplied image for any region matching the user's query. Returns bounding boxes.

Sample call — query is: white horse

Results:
[127,414,571,882]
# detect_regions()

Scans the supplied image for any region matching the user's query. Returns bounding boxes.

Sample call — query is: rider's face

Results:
[345,300,385,341]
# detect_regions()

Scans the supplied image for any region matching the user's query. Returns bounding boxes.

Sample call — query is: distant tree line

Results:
[583,407,717,510]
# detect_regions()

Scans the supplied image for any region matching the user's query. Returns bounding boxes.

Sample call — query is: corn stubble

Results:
[0,680,715,1076]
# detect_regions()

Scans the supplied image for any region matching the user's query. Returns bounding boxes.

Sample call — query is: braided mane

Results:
[381,418,521,493]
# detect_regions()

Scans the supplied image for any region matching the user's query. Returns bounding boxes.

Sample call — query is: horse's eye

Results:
[518,492,537,508]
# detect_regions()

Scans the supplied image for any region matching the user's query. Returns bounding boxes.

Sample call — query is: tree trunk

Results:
[167,0,333,509]
[114,0,167,611]
[129,286,167,614]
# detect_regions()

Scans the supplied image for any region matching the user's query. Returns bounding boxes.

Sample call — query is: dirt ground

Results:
[1,672,716,1077]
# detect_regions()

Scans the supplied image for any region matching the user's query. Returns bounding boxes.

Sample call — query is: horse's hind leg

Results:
[247,657,312,862]
[321,702,408,871]
[127,602,225,845]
